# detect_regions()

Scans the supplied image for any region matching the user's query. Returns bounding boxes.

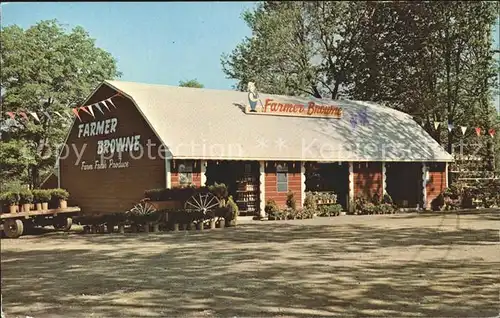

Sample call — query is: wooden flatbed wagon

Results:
[0,207,81,238]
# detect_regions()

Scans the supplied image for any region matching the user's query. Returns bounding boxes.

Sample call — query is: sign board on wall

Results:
[245,98,343,119]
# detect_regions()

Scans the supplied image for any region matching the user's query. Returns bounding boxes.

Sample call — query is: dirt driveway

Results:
[1,212,499,317]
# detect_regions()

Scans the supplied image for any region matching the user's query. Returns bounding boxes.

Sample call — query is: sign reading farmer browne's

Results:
[245,82,342,119]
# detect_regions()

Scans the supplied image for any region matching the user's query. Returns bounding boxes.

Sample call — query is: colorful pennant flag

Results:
[447,123,454,132]
[107,98,117,108]
[475,127,481,136]
[79,106,92,117]
[488,129,496,138]
[434,121,440,130]
[94,103,105,115]
[29,112,40,123]
[87,104,95,118]
[6,112,15,119]
[18,111,29,121]
[72,108,82,122]
[460,126,467,135]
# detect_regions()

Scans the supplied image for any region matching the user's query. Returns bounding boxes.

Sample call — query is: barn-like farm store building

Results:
[58,80,453,216]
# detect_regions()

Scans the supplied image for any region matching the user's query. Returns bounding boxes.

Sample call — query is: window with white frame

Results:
[276,164,288,192]
[178,162,193,187]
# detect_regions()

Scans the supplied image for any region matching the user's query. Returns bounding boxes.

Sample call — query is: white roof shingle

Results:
[105,80,453,162]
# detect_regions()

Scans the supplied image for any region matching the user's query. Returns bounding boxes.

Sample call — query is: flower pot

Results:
[217,220,225,229]
[144,223,150,233]
[118,224,125,234]
[152,223,159,232]
[339,211,346,216]
[30,203,35,210]
[9,205,17,214]
[59,199,67,209]
[189,222,196,230]
[173,223,180,232]
[36,203,42,211]
[197,222,204,231]
[22,203,31,212]
[42,202,49,210]
[210,219,216,229]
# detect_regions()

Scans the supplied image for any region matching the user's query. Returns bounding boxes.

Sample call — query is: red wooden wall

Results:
[264,161,302,208]
[353,162,383,199]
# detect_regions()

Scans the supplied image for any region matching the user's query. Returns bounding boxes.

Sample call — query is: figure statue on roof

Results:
[247,82,260,112]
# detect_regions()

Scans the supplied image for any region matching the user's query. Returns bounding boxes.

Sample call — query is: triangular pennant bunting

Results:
[29,112,40,123]
[475,127,481,136]
[488,129,496,138]
[447,123,454,132]
[72,108,82,122]
[6,112,15,119]
[101,100,110,111]
[79,106,92,117]
[87,104,95,118]
[107,98,117,108]
[94,103,105,115]
[434,121,440,130]
[18,111,29,121]
[460,126,467,135]
[43,111,52,121]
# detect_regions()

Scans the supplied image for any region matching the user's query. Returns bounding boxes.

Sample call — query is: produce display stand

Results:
[0,206,81,238]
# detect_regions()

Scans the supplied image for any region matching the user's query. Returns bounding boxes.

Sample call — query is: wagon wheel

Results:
[129,201,158,223]
[3,219,24,238]
[53,217,73,232]
[184,192,220,225]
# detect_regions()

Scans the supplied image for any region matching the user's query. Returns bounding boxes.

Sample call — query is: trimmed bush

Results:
[19,189,33,204]
[226,195,239,221]
[265,199,279,219]
[303,192,317,210]
[33,189,51,203]
[51,188,69,201]
[0,192,20,205]
[286,191,297,210]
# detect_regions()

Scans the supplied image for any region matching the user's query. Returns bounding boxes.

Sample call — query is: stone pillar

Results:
[259,161,266,218]
[301,162,306,208]
[422,163,428,210]
[165,159,172,189]
[201,160,207,186]
[382,162,387,195]
[348,162,354,213]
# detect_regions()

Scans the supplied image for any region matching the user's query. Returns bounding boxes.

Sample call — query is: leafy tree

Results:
[1,19,121,188]
[179,79,204,88]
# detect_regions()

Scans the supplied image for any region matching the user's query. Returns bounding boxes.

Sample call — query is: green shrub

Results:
[208,182,229,201]
[33,189,51,203]
[226,195,239,221]
[0,192,20,205]
[19,189,33,204]
[286,191,297,210]
[317,204,343,217]
[51,188,69,200]
[363,202,376,214]
[382,193,393,205]
[265,199,279,215]
[375,203,395,214]
[371,193,381,205]
[301,208,315,219]
[304,192,317,210]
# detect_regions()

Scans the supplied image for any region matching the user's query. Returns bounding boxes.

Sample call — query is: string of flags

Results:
[432,121,496,138]
[2,93,121,126]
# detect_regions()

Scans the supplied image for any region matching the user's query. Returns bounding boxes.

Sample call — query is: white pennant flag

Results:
[107,98,117,108]
[101,100,110,111]
[94,103,105,115]
[54,111,65,120]
[460,126,467,135]
[87,104,95,118]
[29,112,40,123]
[43,111,52,121]
[434,121,440,130]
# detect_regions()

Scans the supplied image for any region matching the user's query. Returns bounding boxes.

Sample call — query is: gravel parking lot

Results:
[1,211,499,317]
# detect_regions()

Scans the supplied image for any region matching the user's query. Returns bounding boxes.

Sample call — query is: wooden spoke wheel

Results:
[53,217,73,232]
[184,192,220,219]
[3,219,24,238]
[130,201,157,215]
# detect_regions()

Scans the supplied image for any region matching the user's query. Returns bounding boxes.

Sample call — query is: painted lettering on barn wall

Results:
[77,117,141,171]
[245,98,342,119]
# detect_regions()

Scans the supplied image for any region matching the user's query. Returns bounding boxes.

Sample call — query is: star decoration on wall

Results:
[275,137,287,151]
[256,137,269,149]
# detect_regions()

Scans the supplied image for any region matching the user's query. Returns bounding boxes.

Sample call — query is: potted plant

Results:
[33,189,51,211]
[225,196,239,227]
[1,192,20,214]
[51,188,69,209]
[19,189,33,212]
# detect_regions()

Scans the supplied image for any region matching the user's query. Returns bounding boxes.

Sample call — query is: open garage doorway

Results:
[386,162,423,208]
[205,161,260,216]
[305,162,350,210]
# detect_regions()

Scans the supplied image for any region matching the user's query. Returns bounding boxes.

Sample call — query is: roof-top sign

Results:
[245,82,342,119]
[245,98,343,119]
